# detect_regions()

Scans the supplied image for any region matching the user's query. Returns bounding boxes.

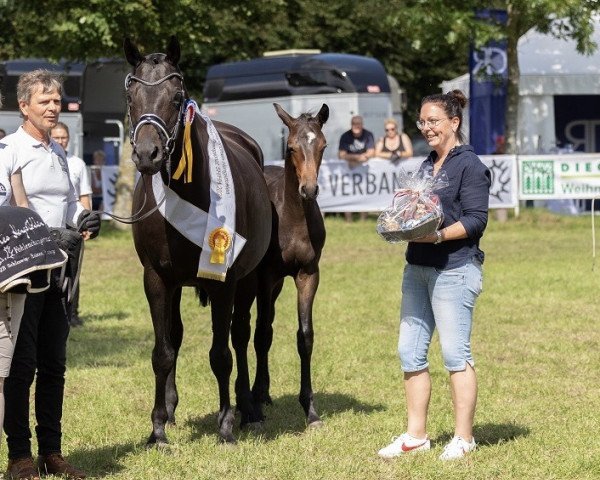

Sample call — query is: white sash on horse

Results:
[151,106,246,282]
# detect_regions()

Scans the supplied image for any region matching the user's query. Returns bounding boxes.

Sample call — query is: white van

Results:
[201,50,405,162]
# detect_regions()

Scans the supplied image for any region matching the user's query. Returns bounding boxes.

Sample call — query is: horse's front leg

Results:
[208,288,236,443]
[294,268,322,427]
[144,268,178,446]
[166,287,183,424]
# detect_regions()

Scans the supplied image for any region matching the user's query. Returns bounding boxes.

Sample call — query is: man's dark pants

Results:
[4,288,69,459]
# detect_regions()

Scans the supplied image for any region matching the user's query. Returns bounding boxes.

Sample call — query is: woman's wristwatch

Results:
[434,230,443,244]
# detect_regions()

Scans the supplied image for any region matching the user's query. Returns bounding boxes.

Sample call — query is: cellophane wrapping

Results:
[376,169,449,243]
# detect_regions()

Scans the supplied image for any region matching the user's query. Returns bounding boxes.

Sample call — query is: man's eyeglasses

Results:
[416,118,447,130]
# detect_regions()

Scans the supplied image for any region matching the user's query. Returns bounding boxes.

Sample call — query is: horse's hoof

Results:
[307,420,324,429]
[219,435,238,447]
[245,421,264,432]
[146,439,170,450]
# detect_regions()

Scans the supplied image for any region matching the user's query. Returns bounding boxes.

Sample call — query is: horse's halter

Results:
[125,70,186,168]
[108,70,186,225]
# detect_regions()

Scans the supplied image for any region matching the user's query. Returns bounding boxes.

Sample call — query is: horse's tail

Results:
[195,287,210,307]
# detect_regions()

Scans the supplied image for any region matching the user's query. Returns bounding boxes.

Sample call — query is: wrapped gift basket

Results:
[376,169,448,243]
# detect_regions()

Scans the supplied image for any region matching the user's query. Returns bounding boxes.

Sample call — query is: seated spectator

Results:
[375,118,413,162]
[338,116,375,221]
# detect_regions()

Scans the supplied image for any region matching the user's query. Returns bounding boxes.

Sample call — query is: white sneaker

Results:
[439,435,476,460]
[377,432,430,459]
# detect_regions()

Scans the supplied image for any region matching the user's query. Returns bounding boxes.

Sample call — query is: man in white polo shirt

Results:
[2,70,100,480]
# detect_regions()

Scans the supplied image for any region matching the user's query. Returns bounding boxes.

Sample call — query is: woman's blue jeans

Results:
[398,261,483,373]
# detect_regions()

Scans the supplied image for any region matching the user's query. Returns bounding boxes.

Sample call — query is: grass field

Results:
[3,209,599,479]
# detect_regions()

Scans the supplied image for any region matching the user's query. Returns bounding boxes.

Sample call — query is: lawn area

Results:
[4,209,599,479]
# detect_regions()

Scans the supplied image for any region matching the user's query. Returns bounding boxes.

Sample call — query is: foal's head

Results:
[124,36,186,175]
[274,103,329,200]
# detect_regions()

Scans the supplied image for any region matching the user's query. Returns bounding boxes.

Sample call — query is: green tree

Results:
[1,0,598,218]
[503,0,598,154]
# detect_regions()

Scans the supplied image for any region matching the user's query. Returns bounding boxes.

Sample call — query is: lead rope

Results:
[96,174,168,225]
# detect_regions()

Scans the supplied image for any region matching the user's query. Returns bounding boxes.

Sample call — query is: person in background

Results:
[2,69,101,480]
[50,122,92,328]
[338,115,375,221]
[0,129,6,139]
[377,90,490,461]
[375,118,413,163]
[90,150,105,211]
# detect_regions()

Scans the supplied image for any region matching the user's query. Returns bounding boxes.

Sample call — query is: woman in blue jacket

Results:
[378,90,491,461]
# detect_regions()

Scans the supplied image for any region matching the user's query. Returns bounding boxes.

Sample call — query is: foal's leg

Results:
[166,287,183,425]
[231,272,262,426]
[252,277,284,409]
[208,289,237,443]
[144,267,177,446]
[294,268,322,426]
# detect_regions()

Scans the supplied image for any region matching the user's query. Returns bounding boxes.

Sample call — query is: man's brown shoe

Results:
[37,453,86,479]
[6,457,40,480]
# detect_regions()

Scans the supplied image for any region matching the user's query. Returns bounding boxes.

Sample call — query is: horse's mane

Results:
[297,112,320,125]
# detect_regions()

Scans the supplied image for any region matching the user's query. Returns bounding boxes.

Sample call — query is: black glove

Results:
[77,210,101,239]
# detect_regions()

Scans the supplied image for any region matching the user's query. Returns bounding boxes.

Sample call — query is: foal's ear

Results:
[165,36,181,66]
[316,104,329,126]
[274,103,294,128]
[124,37,144,67]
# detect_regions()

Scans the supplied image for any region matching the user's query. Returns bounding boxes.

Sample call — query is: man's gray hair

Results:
[17,69,63,104]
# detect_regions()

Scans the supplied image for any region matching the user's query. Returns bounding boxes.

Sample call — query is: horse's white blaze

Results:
[306,132,316,144]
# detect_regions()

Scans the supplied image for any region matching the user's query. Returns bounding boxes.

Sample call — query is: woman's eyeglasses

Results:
[385,127,396,132]
[416,118,447,130]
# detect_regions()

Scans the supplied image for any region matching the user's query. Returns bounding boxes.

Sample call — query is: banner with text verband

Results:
[97,156,518,215]
[268,156,517,211]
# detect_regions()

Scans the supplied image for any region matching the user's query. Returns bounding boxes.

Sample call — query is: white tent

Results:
[441,19,600,154]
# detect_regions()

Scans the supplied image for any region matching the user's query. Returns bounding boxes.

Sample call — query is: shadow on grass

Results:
[434,422,530,448]
[67,318,153,368]
[80,311,129,322]
[185,391,386,442]
[67,441,142,478]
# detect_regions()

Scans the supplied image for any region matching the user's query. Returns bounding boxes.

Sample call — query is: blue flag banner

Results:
[469,9,508,155]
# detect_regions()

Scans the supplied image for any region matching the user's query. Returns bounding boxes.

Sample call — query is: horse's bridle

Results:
[105,70,187,225]
[125,70,186,162]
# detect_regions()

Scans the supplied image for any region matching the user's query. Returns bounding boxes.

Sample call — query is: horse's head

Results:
[274,103,329,200]
[124,36,186,175]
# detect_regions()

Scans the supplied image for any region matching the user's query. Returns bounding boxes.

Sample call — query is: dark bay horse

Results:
[123,37,271,445]
[235,103,329,427]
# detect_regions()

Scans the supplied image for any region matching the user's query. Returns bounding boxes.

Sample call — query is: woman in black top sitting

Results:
[375,118,413,162]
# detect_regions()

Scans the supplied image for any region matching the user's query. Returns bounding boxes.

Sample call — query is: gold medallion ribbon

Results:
[208,227,231,264]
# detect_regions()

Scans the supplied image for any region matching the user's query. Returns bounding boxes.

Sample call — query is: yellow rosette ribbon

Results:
[208,227,231,264]
[172,101,196,183]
